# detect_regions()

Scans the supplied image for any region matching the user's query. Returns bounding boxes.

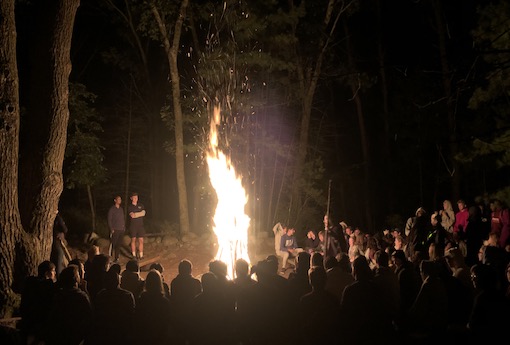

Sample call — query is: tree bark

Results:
[150,0,191,234]
[0,0,23,318]
[0,0,80,317]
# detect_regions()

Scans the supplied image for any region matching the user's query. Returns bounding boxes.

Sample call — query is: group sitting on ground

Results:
[13,196,510,345]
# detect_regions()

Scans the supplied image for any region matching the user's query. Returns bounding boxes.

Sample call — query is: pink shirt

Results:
[454,208,469,234]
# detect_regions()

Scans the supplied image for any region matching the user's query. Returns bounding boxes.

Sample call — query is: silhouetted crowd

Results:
[10,197,510,345]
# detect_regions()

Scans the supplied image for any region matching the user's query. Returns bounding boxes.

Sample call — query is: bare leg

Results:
[131,237,136,257]
[139,237,144,258]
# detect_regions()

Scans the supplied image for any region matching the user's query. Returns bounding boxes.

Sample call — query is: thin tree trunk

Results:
[291,0,346,222]
[343,19,373,232]
[150,0,190,235]
[375,0,394,212]
[433,0,460,200]
[87,184,96,234]
[125,91,132,219]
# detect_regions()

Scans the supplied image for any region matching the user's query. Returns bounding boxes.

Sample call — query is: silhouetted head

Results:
[109,263,121,275]
[201,272,218,293]
[308,266,327,290]
[296,252,311,273]
[150,262,164,274]
[69,259,85,280]
[105,269,120,289]
[126,259,140,273]
[235,258,250,277]
[92,253,110,272]
[58,265,80,289]
[208,260,228,278]
[311,252,324,268]
[178,259,192,275]
[87,245,99,262]
[375,250,389,268]
[352,256,372,281]
[419,260,438,279]
[145,269,163,295]
[470,263,499,290]
[38,260,56,280]
[265,256,279,274]
[324,256,338,270]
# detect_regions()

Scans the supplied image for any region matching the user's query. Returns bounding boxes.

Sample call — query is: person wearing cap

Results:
[128,192,146,260]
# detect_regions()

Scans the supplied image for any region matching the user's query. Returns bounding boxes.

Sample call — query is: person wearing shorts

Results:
[128,192,146,260]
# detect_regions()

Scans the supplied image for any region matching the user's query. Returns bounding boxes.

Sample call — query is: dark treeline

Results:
[2,0,509,317]
[51,0,510,238]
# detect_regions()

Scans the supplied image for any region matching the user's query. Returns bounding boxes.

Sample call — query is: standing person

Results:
[453,199,469,237]
[128,192,146,260]
[490,198,510,249]
[51,210,69,277]
[439,199,456,235]
[107,195,125,263]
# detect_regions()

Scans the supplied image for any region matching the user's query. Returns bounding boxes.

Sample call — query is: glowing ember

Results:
[207,105,251,279]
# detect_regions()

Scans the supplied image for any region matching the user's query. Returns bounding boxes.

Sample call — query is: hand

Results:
[129,212,135,218]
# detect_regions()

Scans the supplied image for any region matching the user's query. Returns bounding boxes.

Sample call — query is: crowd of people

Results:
[9,197,510,345]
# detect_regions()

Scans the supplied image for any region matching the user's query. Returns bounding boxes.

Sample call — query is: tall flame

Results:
[207,105,251,279]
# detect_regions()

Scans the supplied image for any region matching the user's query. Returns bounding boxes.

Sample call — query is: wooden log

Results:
[138,255,162,269]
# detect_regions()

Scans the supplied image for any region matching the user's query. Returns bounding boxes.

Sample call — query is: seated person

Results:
[120,259,145,299]
[304,230,320,253]
[279,227,304,272]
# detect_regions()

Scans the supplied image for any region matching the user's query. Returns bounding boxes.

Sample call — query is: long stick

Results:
[324,180,332,260]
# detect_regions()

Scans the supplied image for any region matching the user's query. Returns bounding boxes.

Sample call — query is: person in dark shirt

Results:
[134,270,173,345]
[128,192,146,260]
[90,269,135,345]
[19,261,56,343]
[107,195,125,263]
[45,265,92,345]
[304,230,320,253]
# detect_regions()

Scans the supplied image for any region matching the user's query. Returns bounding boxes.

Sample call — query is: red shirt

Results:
[454,208,469,234]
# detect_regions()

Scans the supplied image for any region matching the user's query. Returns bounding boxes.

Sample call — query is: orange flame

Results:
[207,105,251,279]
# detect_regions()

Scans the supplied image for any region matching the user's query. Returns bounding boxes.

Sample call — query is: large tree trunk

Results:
[150,0,190,235]
[0,0,79,317]
[0,0,23,318]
